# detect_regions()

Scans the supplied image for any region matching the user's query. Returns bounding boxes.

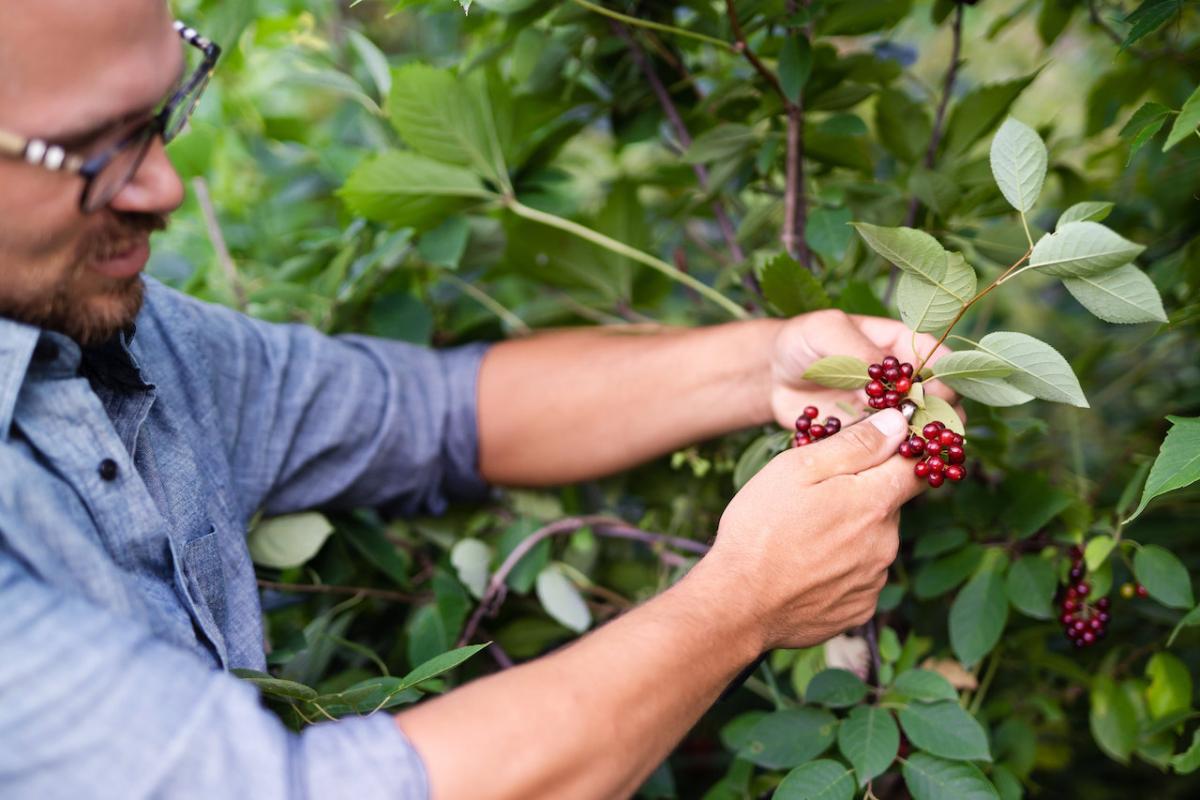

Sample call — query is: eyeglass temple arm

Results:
[0,129,26,157]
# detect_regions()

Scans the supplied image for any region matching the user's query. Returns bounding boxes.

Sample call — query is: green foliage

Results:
[157,0,1200,795]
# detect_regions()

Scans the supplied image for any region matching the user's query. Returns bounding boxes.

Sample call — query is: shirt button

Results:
[33,340,60,363]
[98,458,119,481]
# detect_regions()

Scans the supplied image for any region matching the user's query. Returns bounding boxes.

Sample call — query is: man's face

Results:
[0,1,186,345]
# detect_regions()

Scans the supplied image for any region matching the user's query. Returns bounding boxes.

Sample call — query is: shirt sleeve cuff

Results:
[299,713,430,800]
[435,341,493,508]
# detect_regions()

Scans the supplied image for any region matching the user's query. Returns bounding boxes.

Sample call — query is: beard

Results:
[0,211,167,347]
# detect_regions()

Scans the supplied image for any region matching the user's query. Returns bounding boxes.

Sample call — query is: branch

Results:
[192,177,248,311]
[783,100,811,268]
[457,515,710,647]
[441,272,532,336]
[724,0,788,103]
[570,0,735,51]
[256,579,426,604]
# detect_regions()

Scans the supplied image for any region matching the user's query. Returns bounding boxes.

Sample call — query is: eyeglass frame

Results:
[0,21,220,212]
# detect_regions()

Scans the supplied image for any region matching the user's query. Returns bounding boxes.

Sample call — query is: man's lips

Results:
[89,238,150,280]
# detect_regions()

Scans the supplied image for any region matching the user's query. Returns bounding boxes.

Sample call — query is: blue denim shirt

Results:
[0,277,489,799]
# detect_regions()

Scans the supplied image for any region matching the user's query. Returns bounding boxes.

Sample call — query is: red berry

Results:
[898,442,914,458]
[1072,619,1088,633]
[884,391,901,407]
[914,461,930,478]
[1076,582,1091,597]
[946,445,965,464]
[927,471,945,487]
[945,464,965,482]
[884,367,901,382]
[1096,597,1110,611]
[1098,611,1110,623]
[894,377,912,394]
[795,416,811,432]
[804,406,819,419]
[1068,566,1083,581]
[869,397,884,409]
[1137,584,1148,598]
[1062,598,1078,613]
[809,424,827,439]
[868,364,884,380]
[951,434,964,447]
[1089,617,1104,632]
[926,455,945,473]
[1082,631,1096,645]
[825,417,841,434]
[794,434,811,447]
[1059,612,1074,625]
[938,429,956,447]
[1069,545,1084,560]
[866,381,885,398]
[909,436,926,456]
[900,363,914,378]
[922,423,942,440]
[882,356,900,369]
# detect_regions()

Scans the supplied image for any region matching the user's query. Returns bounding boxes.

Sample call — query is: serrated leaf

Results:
[535,564,591,633]
[1122,0,1184,51]
[942,72,1040,157]
[738,708,838,769]
[1028,221,1145,279]
[1119,101,1173,163]
[902,752,1000,800]
[975,332,1089,407]
[779,34,813,104]
[896,252,977,334]
[1133,545,1194,609]
[1057,201,1114,228]
[760,253,832,316]
[950,557,1009,668]
[803,355,871,389]
[806,669,869,707]
[1090,675,1138,763]
[1006,555,1057,620]
[893,669,959,702]
[806,207,855,266]
[911,395,965,436]
[340,151,493,228]
[990,118,1048,213]
[898,701,992,762]
[247,512,334,569]
[852,223,948,283]
[450,538,491,599]
[1127,416,1200,522]
[776,759,855,800]
[1172,728,1200,774]
[1165,83,1200,151]
[1062,263,1168,324]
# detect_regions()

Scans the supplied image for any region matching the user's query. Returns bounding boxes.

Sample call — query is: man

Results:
[0,3,952,798]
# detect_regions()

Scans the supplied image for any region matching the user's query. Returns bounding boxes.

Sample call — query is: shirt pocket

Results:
[182,524,228,631]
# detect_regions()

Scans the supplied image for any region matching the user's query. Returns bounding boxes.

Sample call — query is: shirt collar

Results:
[0,316,40,440]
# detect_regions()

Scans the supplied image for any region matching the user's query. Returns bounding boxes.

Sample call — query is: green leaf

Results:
[1062,263,1168,324]
[930,351,1028,407]
[1164,83,1200,151]
[1128,416,1200,521]
[893,669,959,703]
[341,151,493,229]
[876,88,931,163]
[802,355,871,389]
[1002,471,1074,538]
[778,34,813,104]
[1133,544,1195,609]
[1006,555,1057,620]
[1057,201,1115,228]
[896,252,977,334]
[806,669,870,707]
[684,124,759,164]
[1122,0,1184,51]
[1084,536,1118,572]
[851,223,948,283]
[914,544,985,600]
[417,215,471,268]
[1037,0,1076,45]
[1171,728,1200,774]
[450,538,491,599]
[342,517,411,587]
[734,430,792,490]
[760,253,832,316]
[942,72,1040,157]
[247,512,334,569]
[535,563,591,633]
[233,669,318,701]
[776,759,855,800]
[820,0,913,34]
[1145,652,1193,719]
[738,708,838,769]
[975,332,1089,407]
[989,118,1048,213]
[388,64,506,185]
[1119,101,1173,163]
[497,519,550,595]
[903,753,999,800]
[1167,604,1200,647]
[898,701,992,762]
[1028,221,1146,280]
[1090,675,1139,763]
[806,207,855,266]
[909,168,962,218]
[950,556,1009,668]
[911,395,965,437]
[914,528,969,559]
[400,642,488,689]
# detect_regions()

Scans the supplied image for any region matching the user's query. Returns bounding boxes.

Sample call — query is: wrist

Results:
[720,317,785,429]
[670,551,769,666]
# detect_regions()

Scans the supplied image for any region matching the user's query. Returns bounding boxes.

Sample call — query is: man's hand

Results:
[769,309,956,429]
[703,407,918,652]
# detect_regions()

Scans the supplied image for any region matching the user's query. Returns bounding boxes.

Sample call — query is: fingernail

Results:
[869,408,906,437]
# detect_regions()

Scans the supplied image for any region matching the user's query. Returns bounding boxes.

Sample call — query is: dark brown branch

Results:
[256,579,426,604]
[783,1,813,270]
[457,515,710,647]
[724,0,788,103]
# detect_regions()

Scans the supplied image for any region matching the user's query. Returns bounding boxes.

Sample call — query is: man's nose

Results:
[106,135,185,216]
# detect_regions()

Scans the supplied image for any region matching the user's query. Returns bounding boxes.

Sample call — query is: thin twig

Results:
[724,0,788,103]
[783,1,813,270]
[192,177,247,310]
[865,618,883,686]
[441,272,532,336]
[570,0,735,51]
[457,515,710,647]
[256,578,426,604]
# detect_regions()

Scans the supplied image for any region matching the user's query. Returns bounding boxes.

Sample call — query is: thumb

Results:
[789,408,909,483]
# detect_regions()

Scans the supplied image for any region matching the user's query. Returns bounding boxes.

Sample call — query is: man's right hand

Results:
[704,407,921,653]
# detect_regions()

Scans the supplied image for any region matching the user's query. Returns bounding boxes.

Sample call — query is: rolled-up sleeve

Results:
[0,546,429,800]
[155,284,491,521]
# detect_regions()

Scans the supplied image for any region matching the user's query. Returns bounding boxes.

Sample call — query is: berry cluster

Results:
[793,406,841,448]
[865,356,915,410]
[897,420,967,488]
[1059,547,1110,648]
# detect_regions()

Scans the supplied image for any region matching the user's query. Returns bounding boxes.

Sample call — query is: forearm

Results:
[477,319,783,485]
[395,557,761,800]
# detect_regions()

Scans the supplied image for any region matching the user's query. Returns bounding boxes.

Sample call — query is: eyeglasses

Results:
[0,21,220,213]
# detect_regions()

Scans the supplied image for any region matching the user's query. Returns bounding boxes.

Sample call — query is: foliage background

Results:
[155,0,1200,797]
